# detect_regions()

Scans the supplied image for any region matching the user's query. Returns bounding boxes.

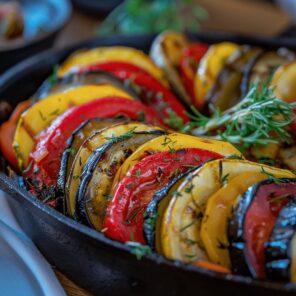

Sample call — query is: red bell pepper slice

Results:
[179,43,208,109]
[103,148,222,244]
[0,100,31,169]
[244,181,296,278]
[24,96,160,197]
[78,61,189,128]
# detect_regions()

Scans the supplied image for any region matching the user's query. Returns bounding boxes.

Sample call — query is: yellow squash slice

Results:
[112,133,242,189]
[194,42,240,109]
[58,46,168,86]
[13,85,133,169]
[160,159,295,263]
[150,31,191,104]
[271,61,296,102]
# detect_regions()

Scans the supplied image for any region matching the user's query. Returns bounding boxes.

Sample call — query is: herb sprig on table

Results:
[99,0,207,35]
[186,82,296,151]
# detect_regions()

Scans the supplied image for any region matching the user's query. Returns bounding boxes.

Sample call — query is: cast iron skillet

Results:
[1,33,296,296]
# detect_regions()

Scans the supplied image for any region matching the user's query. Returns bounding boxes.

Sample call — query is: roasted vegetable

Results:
[78,61,189,127]
[179,43,208,109]
[113,133,242,188]
[271,61,296,102]
[206,46,262,111]
[144,169,193,249]
[104,148,222,244]
[65,122,163,217]
[201,172,268,268]
[33,70,140,102]
[57,117,126,199]
[229,179,296,278]
[161,159,294,263]
[76,130,165,228]
[25,96,159,201]
[0,100,31,169]
[58,46,168,86]
[13,85,134,169]
[150,31,191,105]
[265,197,296,281]
[194,42,240,110]
[242,49,295,94]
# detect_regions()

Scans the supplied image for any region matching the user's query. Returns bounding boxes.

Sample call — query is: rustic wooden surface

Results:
[52,1,292,295]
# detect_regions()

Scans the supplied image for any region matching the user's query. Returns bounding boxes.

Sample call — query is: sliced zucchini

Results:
[33,71,140,102]
[144,169,194,250]
[265,197,296,281]
[113,133,242,188]
[271,61,296,102]
[65,122,163,217]
[242,48,295,95]
[77,130,165,229]
[194,42,240,110]
[206,46,262,111]
[160,159,295,263]
[13,85,133,169]
[150,31,191,105]
[57,117,126,198]
[58,46,168,86]
[279,146,296,171]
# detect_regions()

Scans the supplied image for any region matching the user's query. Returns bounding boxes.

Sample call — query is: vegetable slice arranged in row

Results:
[24,96,159,198]
[229,178,296,278]
[13,85,133,169]
[104,148,223,244]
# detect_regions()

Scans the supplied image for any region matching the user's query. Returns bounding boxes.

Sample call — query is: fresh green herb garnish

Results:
[134,169,141,178]
[38,110,46,121]
[49,109,60,116]
[180,220,195,232]
[166,111,184,131]
[220,173,229,186]
[124,207,143,225]
[72,175,79,180]
[105,127,137,143]
[65,147,75,156]
[261,167,284,185]
[188,82,296,150]
[269,193,290,203]
[184,181,194,194]
[226,154,244,160]
[126,241,151,260]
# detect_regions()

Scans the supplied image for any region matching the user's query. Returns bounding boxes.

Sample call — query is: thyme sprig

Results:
[105,127,137,143]
[189,82,296,150]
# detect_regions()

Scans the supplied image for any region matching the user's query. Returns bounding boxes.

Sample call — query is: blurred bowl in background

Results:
[0,0,72,73]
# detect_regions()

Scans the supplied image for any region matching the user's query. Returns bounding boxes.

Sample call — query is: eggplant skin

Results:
[265,198,296,281]
[228,185,256,275]
[76,130,166,229]
[75,142,112,225]
[229,178,296,277]
[32,70,140,102]
[144,169,194,249]
[57,118,125,198]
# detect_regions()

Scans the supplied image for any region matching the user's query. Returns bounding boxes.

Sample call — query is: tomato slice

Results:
[103,148,222,244]
[78,61,189,128]
[179,43,208,106]
[25,96,159,197]
[0,100,31,168]
[244,181,296,278]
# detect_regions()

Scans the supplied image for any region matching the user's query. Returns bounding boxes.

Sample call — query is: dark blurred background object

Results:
[71,0,122,16]
[0,0,71,73]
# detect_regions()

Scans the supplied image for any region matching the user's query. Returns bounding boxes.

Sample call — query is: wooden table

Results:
[51,1,292,295]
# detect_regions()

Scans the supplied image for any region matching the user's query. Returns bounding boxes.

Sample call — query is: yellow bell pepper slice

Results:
[113,133,242,189]
[58,46,168,86]
[13,85,133,169]
[194,42,240,109]
[271,61,296,102]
